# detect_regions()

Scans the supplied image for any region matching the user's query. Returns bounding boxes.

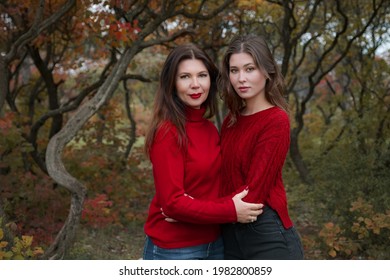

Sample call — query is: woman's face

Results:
[175,59,210,109]
[228,52,267,103]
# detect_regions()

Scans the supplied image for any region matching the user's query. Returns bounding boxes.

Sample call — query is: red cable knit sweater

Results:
[220,106,293,229]
[144,107,237,249]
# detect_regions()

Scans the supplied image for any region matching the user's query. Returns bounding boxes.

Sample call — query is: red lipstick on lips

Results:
[189,93,202,99]
[238,87,250,93]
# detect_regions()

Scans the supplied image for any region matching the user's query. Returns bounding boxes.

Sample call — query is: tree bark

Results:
[0,0,76,116]
[123,80,137,160]
[0,57,8,117]
[44,47,136,259]
[290,128,312,185]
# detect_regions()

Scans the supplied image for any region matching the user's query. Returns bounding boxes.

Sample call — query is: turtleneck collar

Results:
[185,106,206,122]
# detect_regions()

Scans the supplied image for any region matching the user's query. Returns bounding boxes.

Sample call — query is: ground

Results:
[66,222,145,260]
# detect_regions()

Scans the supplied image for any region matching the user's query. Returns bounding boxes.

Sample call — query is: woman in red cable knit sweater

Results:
[218,34,304,259]
[143,44,263,260]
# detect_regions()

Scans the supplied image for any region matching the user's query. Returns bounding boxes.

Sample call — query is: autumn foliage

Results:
[1,0,389,259]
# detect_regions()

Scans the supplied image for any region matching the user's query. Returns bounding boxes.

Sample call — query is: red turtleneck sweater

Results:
[144,107,236,249]
[220,107,293,229]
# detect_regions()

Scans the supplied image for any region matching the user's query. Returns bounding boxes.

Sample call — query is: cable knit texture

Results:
[220,106,293,229]
[144,106,236,249]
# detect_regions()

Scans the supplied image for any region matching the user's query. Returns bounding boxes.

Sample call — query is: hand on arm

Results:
[232,188,263,223]
[163,188,264,224]
[162,194,193,223]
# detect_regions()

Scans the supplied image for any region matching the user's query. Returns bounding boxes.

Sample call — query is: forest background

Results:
[0,0,389,260]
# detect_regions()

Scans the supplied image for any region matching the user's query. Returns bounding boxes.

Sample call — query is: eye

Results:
[230,68,238,74]
[179,74,189,79]
[199,73,209,78]
[246,67,255,72]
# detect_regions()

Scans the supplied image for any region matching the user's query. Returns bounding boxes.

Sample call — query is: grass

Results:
[65,221,145,260]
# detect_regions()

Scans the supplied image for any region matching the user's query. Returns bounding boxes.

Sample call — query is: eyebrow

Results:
[178,70,208,75]
[230,63,255,68]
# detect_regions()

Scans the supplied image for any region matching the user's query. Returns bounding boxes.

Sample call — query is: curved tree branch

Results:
[0,0,76,117]
[43,46,137,259]
[5,0,76,62]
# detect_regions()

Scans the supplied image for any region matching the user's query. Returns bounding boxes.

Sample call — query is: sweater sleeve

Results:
[240,112,290,204]
[150,123,237,224]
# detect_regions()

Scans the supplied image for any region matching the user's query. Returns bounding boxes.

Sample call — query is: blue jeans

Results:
[222,206,304,260]
[143,236,224,260]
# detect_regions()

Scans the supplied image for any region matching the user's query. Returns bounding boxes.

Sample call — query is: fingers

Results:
[161,207,179,222]
[259,203,264,209]
[244,207,264,223]
[184,193,194,199]
[160,208,168,218]
[243,202,263,211]
[233,187,263,210]
[242,215,257,223]
[234,188,249,200]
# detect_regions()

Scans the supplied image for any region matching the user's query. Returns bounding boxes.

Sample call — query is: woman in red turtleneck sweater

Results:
[143,44,263,260]
[218,35,304,260]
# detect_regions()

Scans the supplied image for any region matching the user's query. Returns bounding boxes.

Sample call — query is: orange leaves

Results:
[89,6,142,48]
[350,197,372,212]
[319,221,360,258]
[0,112,14,135]
[107,19,141,47]
[350,198,390,238]
[319,222,353,258]
[320,198,390,259]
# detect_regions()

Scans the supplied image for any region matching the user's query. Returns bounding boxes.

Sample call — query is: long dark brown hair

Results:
[145,44,219,156]
[218,34,289,125]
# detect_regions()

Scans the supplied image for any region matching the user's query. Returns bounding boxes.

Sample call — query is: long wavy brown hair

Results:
[144,44,219,157]
[218,34,289,126]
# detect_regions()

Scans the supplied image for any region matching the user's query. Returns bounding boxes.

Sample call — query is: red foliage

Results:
[0,112,15,135]
[108,19,141,46]
[81,194,115,228]
[1,171,69,247]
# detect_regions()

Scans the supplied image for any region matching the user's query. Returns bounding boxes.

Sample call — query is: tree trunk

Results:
[290,128,313,185]
[123,80,137,160]
[0,202,14,249]
[44,47,136,259]
[0,57,8,117]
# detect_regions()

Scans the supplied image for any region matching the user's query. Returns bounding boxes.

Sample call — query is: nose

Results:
[238,70,246,83]
[191,77,200,88]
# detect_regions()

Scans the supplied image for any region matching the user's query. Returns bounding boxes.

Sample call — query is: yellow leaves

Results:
[0,241,8,248]
[21,235,33,247]
[0,221,44,260]
[237,0,265,9]
[0,250,13,260]
[320,223,360,258]
[33,247,45,256]
[319,222,346,258]
[350,198,390,238]
[329,249,337,258]
[320,222,341,240]
[350,197,373,212]
[364,218,373,227]
[320,198,390,259]
[11,235,33,259]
